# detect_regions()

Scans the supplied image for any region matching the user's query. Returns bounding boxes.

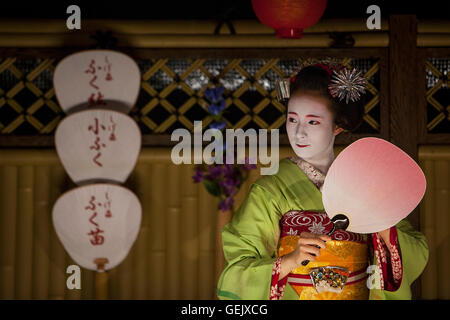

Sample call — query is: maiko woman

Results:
[217,61,428,300]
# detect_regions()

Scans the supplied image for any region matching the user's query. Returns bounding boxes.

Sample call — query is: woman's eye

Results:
[288,117,297,123]
[309,120,320,125]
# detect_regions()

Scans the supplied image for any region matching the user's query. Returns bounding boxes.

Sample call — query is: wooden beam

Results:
[389,14,422,299]
[0,133,389,148]
[0,47,387,59]
[389,15,419,219]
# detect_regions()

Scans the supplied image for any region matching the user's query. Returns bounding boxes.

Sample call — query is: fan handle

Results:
[300,214,349,266]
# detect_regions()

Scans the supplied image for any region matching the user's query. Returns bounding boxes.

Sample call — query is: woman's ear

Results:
[334,126,344,136]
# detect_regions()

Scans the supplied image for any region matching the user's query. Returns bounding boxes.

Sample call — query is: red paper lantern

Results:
[251,0,328,39]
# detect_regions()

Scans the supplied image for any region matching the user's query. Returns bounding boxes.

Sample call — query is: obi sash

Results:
[278,210,370,300]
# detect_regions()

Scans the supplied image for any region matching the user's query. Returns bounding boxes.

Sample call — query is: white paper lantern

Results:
[53,50,140,114]
[55,109,141,184]
[52,183,142,271]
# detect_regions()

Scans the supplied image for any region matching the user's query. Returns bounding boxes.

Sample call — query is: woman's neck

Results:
[299,152,335,175]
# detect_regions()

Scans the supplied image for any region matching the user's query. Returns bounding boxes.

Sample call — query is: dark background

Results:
[0,0,449,20]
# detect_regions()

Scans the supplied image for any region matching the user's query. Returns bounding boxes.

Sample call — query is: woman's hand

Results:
[279,232,331,279]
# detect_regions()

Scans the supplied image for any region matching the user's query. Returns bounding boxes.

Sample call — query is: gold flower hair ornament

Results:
[276,58,367,104]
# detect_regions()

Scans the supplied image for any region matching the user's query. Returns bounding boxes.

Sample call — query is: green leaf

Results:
[203,179,222,197]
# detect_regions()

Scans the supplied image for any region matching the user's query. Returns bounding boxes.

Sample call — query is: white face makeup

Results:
[286,92,340,166]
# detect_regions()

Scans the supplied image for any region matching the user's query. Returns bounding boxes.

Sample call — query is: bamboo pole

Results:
[435,160,449,299]
[180,165,198,299]
[420,160,437,299]
[418,21,450,33]
[95,272,108,300]
[32,165,50,299]
[117,246,133,299]
[418,34,450,47]
[166,165,181,299]
[114,33,389,48]
[48,166,69,300]
[148,163,167,299]
[419,146,450,160]
[0,30,442,48]
[0,165,17,299]
[107,267,118,299]
[148,251,165,299]
[81,269,95,300]
[148,250,165,299]
[0,18,440,35]
[94,258,109,300]
[0,18,392,34]
[199,250,214,300]
[0,149,60,166]
[197,186,215,299]
[15,166,34,299]
[133,164,150,299]
[165,207,180,299]
[133,226,149,299]
[0,32,391,48]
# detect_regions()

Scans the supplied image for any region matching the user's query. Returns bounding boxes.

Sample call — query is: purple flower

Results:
[207,100,226,116]
[223,164,234,178]
[209,121,226,130]
[205,87,224,103]
[219,196,235,212]
[219,178,239,197]
[205,165,223,180]
[192,167,204,183]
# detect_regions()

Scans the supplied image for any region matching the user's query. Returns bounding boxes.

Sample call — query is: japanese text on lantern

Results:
[88,116,117,167]
[84,56,113,107]
[84,192,113,246]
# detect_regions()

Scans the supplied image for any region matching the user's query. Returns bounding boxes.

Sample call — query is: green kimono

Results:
[217,158,429,300]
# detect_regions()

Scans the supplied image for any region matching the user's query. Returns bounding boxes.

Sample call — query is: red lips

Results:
[296,144,309,148]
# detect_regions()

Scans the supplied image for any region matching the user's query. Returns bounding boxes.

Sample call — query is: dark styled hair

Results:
[288,65,365,132]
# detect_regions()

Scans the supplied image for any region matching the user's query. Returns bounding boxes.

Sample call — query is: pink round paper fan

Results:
[322,137,426,234]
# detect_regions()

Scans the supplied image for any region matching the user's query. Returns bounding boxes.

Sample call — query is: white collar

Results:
[289,156,326,192]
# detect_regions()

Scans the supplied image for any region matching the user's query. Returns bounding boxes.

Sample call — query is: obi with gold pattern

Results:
[278,210,369,300]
